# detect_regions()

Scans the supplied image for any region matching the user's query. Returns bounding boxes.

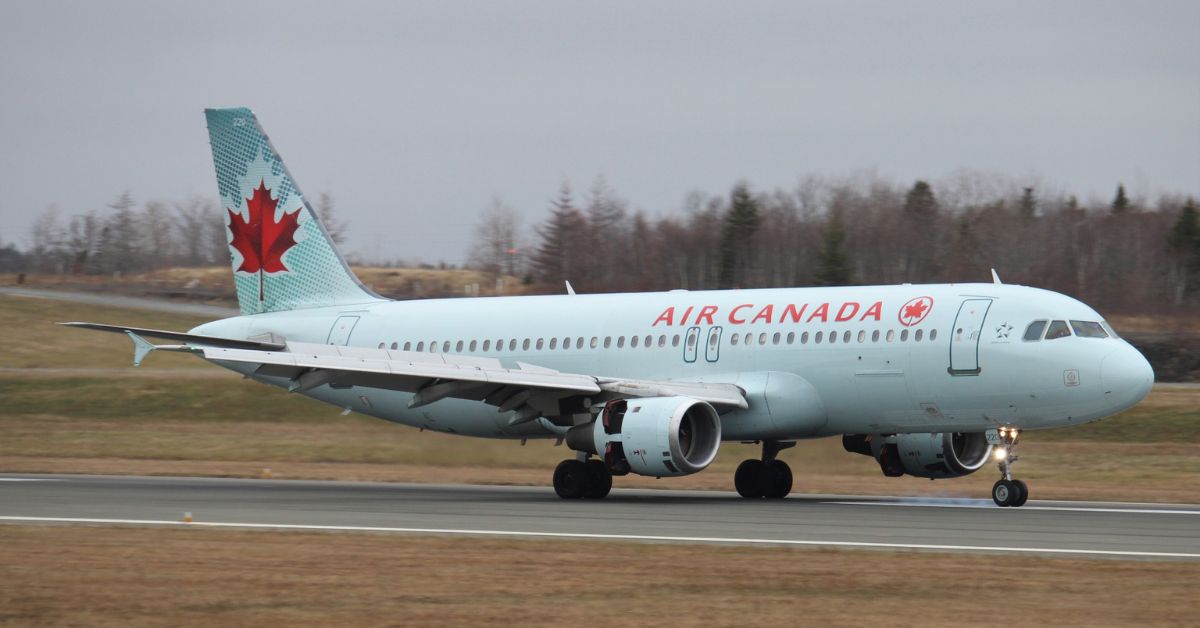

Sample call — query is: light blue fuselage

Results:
[193,282,1153,441]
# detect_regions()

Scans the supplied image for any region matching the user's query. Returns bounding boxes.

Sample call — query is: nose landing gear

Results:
[734,440,795,499]
[992,427,1028,507]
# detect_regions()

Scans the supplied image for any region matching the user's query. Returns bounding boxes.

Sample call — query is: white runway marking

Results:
[825,501,1200,516]
[0,478,60,482]
[2,515,1198,560]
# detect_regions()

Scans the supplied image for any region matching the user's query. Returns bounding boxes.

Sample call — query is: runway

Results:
[2,474,1198,560]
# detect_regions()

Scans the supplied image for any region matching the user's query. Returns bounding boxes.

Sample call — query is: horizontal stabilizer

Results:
[60,322,286,351]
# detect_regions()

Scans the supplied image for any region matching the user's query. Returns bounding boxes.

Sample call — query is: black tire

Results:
[1012,479,1029,507]
[553,459,590,499]
[584,460,612,499]
[763,460,793,499]
[992,479,1017,507]
[734,459,767,499]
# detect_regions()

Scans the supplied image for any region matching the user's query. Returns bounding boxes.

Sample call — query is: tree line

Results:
[471,175,1200,313]
[4,174,1198,314]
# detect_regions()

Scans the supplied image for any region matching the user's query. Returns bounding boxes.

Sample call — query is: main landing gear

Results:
[553,456,613,499]
[734,440,795,499]
[991,427,1029,507]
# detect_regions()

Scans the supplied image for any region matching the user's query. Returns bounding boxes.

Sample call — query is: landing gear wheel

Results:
[553,459,590,499]
[583,460,612,499]
[1011,479,1029,507]
[763,460,793,499]
[734,459,767,498]
[992,480,1018,507]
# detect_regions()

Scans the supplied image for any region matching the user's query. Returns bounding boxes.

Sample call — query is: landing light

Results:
[993,447,1008,461]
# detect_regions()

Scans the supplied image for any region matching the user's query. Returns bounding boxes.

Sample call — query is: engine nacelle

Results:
[845,432,993,479]
[566,397,721,477]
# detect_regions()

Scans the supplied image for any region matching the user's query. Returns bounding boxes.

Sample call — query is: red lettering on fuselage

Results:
[835,302,859,322]
[680,306,695,326]
[750,304,774,324]
[729,304,753,324]
[806,303,829,323]
[652,307,675,327]
[781,303,808,323]
[860,301,882,321]
[695,305,718,325]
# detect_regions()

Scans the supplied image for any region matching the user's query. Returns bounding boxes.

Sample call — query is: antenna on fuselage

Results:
[565,281,577,295]
[990,268,1002,284]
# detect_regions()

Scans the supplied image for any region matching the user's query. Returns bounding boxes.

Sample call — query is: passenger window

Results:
[444,341,451,353]
[1044,320,1071,340]
[549,338,557,350]
[590,337,598,349]
[843,331,851,343]
[416,341,425,352]
[743,333,751,345]
[1070,320,1109,338]
[786,332,795,344]
[773,332,781,345]
[469,340,477,352]
[658,335,666,347]
[617,336,625,348]
[603,336,612,349]
[710,334,719,348]
[815,331,824,343]
[482,340,490,352]
[377,342,384,349]
[759,332,768,345]
[886,330,895,342]
[510,339,518,351]
[857,331,865,343]
[455,341,464,352]
[644,335,652,347]
[801,332,809,344]
[430,341,438,353]
[672,334,680,347]
[871,330,880,342]
[914,329,923,342]
[631,335,640,348]
[403,341,412,351]
[930,329,938,341]
[536,338,544,350]
[390,342,398,350]
[1023,320,1047,342]
[900,329,908,342]
[576,338,585,350]
[731,334,739,346]
[829,331,837,344]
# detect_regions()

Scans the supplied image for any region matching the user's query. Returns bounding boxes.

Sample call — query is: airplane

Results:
[65,107,1155,507]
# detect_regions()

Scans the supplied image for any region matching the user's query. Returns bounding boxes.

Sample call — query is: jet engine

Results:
[566,397,721,477]
[843,432,992,479]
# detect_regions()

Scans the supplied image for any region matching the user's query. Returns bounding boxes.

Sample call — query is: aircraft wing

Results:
[190,340,748,422]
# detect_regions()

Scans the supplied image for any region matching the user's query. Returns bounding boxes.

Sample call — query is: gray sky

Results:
[2,1,1197,264]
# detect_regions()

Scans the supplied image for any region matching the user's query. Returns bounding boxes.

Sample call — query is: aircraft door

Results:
[705,326,723,362]
[948,299,992,375]
[683,326,700,363]
[327,315,360,346]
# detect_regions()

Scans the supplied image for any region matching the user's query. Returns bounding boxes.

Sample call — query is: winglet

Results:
[126,332,157,367]
[990,268,1002,285]
[565,281,576,296]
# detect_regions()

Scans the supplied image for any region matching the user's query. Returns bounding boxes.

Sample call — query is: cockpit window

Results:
[1101,321,1119,339]
[1023,320,1047,341]
[1044,320,1071,340]
[1070,320,1109,338]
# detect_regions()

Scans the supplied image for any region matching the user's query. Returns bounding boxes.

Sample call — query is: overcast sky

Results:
[1,1,1197,264]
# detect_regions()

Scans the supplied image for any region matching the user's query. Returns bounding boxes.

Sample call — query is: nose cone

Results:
[1100,345,1154,411]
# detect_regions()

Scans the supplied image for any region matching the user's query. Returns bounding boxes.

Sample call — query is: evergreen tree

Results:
[717,183,760,288]
[1168,198,1200,301]
[901,180,940,281]
[1112,184,1130,214]
[815,211,852,286]
[1018,187,1037,220]
[531,183,587,285]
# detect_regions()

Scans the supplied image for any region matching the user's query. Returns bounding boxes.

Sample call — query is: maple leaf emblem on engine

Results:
[898,296,933,327]
[227,180,301,275]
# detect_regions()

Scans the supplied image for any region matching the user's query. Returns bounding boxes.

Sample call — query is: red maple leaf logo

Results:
[898,296,933,326]
[226,180,301,274]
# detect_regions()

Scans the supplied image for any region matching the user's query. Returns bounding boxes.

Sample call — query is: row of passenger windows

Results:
[1023,319,1112,342]
[376,327,937,354]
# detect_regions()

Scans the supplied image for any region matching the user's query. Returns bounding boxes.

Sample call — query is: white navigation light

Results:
[993,447,1008,461]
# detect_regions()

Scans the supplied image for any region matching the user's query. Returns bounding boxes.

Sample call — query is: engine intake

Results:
[845,432,992,479]
[566,397,721,477]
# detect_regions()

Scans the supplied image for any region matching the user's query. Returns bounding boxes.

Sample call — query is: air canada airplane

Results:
[66,108,1155,507]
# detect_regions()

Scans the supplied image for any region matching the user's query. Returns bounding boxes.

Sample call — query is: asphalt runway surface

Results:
[2,474,1198,560]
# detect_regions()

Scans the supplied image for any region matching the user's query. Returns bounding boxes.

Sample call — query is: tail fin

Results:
[204,107,383,315]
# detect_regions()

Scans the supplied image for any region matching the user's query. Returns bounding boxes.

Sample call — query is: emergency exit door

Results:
[948,299,992,375]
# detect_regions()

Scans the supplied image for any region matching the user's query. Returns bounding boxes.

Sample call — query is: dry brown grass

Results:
[0,526,1197,627]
